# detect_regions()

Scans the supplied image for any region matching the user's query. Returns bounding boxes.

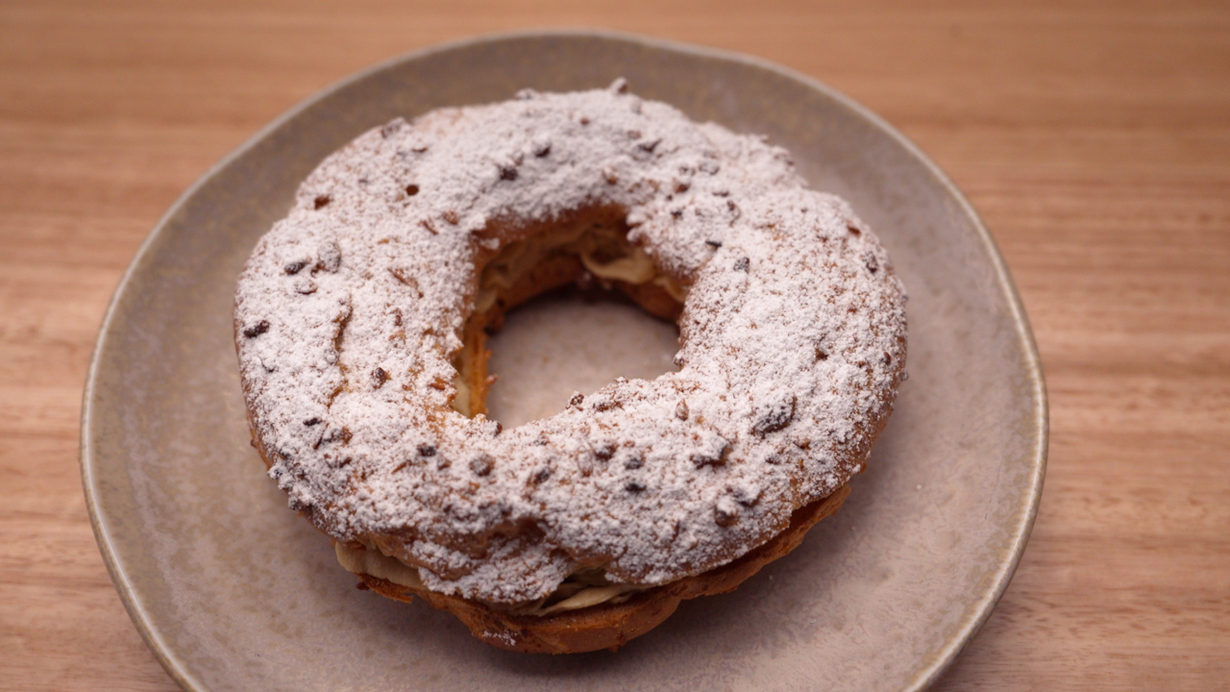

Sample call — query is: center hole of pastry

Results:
[451,206,686,426]
[485,286,680,428]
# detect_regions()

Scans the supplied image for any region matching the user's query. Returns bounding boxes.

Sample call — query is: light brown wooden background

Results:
[2,0,1227,689]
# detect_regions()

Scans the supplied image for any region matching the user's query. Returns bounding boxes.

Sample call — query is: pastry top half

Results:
[234,81,907,606]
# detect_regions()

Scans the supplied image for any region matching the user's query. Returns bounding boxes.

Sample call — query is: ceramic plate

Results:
[81,31,1046,692]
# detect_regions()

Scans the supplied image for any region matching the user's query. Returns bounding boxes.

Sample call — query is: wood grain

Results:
[1,1,1227,689]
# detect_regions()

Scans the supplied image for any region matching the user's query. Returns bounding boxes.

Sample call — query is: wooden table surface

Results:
[3,1,1227,689]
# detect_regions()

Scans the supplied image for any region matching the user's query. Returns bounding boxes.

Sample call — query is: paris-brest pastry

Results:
[235,80,907,653]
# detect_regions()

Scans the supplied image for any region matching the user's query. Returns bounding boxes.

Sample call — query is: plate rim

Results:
[79,27,1048,692]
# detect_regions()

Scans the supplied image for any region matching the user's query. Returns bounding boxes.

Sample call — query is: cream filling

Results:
[452,376,473,418]
[335,540,426,589]
[474,217,685,321]
[335,542,649,615]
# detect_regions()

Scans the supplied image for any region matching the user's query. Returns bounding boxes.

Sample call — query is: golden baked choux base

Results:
[355,483,851,654]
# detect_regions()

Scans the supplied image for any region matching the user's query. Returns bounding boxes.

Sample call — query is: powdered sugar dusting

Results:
[234,82,907,604]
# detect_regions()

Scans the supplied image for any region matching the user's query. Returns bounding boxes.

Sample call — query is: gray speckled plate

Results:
[81,30,1046,692]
